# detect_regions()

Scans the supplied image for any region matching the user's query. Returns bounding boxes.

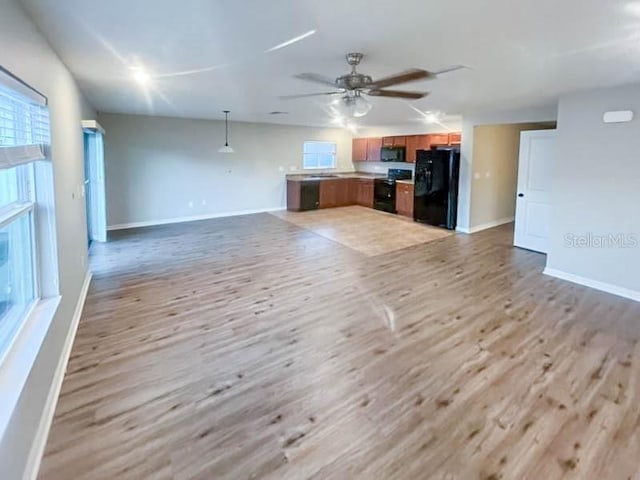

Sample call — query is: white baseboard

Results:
[23,271,93,480]
[460,216,515,235]
[455,226,471,234]
[543,267,640,302]
[107,207,286,231]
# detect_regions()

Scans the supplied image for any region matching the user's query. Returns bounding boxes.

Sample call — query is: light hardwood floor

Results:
[39,212,640,480]
[270,206,452,256]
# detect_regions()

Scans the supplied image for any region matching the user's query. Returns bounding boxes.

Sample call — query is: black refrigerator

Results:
[414,148,460,230]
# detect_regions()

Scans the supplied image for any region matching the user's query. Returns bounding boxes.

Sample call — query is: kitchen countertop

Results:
[396,179,414,185]
[286,172,388,182]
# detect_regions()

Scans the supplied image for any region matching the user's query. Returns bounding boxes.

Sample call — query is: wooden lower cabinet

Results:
[319,180,339,208]
[396,183,414,218]
[356,178,374,207]
[319,179,357,208]
[286,177,376,212]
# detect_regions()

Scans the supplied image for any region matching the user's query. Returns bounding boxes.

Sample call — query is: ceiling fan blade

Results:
[293,73,337,88]
[432,65,467,76]
[278,91,343,99]
[367,90,429,99]
[369,69,434,89]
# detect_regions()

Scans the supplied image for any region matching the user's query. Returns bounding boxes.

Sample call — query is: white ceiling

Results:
[20,0,640,128]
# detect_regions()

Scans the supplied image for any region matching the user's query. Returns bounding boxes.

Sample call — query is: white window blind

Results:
[0,75,49,170]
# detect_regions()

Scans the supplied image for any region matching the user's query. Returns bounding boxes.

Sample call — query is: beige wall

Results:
[469,122,555,229]
[0,0,96,477]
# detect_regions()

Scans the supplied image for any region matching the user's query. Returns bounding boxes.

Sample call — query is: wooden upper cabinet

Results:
[366,137,382,162]
[382,136,406,147]
[352,138,368,162]
[354,132,460,163]
[429,134,450,146]
[416,134,431,151]
[405,135,419,163]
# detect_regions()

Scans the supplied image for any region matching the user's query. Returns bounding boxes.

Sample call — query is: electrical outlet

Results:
[188,201,194,208]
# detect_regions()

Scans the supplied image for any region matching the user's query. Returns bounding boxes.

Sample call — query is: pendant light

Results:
[218,110,234,153]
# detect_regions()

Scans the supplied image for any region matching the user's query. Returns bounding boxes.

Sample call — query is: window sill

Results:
[0,296,60,440]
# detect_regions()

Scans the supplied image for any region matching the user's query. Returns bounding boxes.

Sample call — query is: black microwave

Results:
[380,146,406,162]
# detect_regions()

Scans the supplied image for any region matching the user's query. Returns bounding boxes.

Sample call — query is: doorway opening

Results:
[82,121,107,244]
[469,121,556,252]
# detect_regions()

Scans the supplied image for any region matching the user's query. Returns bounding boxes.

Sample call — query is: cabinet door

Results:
[357,179,374,207]
[416,134,431,151]
[352,138,368,162]
[287,180,302,211]
[396,183,414,218]
[367,137,382,162]
[382,136,394,147]
[319,180,339,208]
[337,179,355,206]
[392,136,406,147]
[429,134,450,146]
[448,132,461,145]
[405,136,419,163]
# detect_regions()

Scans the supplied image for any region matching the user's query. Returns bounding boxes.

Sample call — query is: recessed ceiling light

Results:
[131,68,151,85]
[424,111,441,124]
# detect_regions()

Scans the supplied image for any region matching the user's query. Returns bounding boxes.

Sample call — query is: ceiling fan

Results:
[280,53,458,117]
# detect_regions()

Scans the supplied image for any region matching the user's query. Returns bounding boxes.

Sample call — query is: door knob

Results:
[518,193,524,198]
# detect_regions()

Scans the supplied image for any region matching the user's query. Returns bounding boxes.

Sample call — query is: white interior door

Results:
[514,129,557,253]
[83,131,107,243]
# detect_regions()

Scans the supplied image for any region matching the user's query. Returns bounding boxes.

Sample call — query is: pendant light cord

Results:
[223,110,230,146]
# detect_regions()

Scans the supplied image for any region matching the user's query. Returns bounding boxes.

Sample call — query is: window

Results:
[0,167,36,349]
[303,141,337,169]
[0,71,51,355]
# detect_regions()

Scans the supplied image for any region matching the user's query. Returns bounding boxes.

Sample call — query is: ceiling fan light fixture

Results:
[351,93,372,118]
[218,110,234,154]
[333,92,372,118]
